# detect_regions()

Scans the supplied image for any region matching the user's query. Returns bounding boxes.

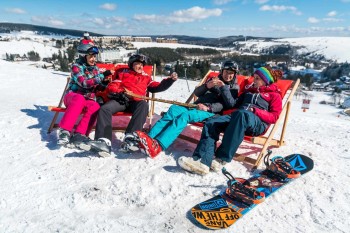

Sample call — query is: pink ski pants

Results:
[59,92,100,136]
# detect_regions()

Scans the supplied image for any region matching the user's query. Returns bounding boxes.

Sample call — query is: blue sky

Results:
[1,0,350,38]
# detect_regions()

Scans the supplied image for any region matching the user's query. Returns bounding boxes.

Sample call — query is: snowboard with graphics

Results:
[190,153,314,230]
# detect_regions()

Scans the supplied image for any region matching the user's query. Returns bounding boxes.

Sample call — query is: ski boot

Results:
[263,150,301,181]
[222,168,265,205]
[119,133,140,153]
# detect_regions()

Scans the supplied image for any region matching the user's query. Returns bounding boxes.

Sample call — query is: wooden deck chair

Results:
[47,63,155,134]
[235,78,300,170]
[178,69,300,169]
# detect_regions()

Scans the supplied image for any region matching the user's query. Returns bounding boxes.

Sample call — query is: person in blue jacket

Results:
[134,60,240,158]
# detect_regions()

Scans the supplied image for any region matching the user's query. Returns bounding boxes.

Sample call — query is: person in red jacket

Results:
[84,54,178,157]
[178,66,283,175]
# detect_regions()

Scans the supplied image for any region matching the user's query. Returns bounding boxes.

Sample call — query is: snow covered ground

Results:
[0,59,349,232]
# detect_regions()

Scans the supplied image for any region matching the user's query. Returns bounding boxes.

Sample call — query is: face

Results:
[132,61,144,73]
[253,74,267,88]
[222,69,236,82]
[86,54,97,66]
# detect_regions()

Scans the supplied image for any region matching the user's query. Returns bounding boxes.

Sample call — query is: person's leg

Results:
[148,105,186,138]
[155,109,214,150]
[94,100,126,141]
[59,92,85,132]
[192,115,231,167]
[125,100,149,134]
[215,109,267,162]
[75,99,100,136]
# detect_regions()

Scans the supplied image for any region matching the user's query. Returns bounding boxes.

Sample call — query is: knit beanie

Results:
[254,67,276,85]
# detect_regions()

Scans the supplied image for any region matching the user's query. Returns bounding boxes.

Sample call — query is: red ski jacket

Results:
[110,69,175,101]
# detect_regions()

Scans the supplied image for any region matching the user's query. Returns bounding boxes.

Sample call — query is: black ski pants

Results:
[94,99,149,141]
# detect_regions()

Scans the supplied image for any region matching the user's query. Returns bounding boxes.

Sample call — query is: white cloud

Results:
[31,16,65,27]
[99,3,117,11]
[91,18,105,26]
[213,0,233,5]
[48,19,65,27]
[308,17,320,23]
[323,17,343,23]
[308,16,343,24]
[134,6,222,24]
[327,11,337,17]
[110,16,127,24]
[260,5,302,15]
[255,0,269,4]
[5,8,26,14]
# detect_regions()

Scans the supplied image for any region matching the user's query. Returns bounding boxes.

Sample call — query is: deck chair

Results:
[47,63,155,134]
[178,70,300,170]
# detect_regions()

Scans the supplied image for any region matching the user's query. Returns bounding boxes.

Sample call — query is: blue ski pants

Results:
[148,104,215,150]
[193,109,267,167]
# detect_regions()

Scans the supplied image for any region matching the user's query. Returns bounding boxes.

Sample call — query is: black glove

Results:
[103,70,112,77]
[102,70,112,85]
[108,92,129,106]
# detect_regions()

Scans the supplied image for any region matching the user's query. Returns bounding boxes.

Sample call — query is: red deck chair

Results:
[47,63,155,133]
[178,70,300,169]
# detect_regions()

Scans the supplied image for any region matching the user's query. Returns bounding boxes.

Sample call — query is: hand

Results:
[170,72,178,81]
[102,77,111,85]
[206,78,221,89]
[103,70,112,77]
[215,80,225,87]
[197,103,209,111]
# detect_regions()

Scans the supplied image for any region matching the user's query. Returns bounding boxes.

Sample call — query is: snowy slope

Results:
[0,59,349,232]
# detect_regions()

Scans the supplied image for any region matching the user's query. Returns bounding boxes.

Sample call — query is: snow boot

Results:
[178,156,210,175]
[70,133,91,150]
[119,133,140,153]
[57,128,71,146]
[89,138,112,157]
[134,131,162,158]
[210,158,227,172]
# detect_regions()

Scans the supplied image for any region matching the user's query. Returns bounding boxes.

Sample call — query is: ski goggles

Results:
[135,54,147,63]
[222,62,238,71]
[87,46,99,55]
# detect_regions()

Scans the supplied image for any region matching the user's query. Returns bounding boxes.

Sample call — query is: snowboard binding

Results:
[222,168,265,205]
[264,150,301,181]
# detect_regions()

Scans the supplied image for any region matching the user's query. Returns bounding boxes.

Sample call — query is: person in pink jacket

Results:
[57,43,112,148]
[179,66,283,175]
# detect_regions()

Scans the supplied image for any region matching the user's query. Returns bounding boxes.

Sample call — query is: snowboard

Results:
[190,153,314,230]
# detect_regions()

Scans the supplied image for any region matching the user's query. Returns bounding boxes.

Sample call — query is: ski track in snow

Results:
[0,60,349,233]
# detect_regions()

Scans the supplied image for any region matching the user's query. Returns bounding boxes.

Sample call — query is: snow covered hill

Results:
[1,30,350,64]
[237,37,350,63]
[0,59,349,232]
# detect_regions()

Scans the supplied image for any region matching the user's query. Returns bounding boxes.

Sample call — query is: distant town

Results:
[0,28,349,97]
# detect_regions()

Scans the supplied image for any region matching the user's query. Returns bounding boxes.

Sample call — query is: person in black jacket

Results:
[134,60,240,159]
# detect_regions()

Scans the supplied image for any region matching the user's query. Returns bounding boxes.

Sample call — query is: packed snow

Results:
[0,58,349,232]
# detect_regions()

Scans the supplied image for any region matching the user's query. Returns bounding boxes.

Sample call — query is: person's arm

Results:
[253,93,282,124]
[205,102,224,113]
[219,85,238,109]
[147,72,178,93]
[194,77,221,97]
[71,64,103,89]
